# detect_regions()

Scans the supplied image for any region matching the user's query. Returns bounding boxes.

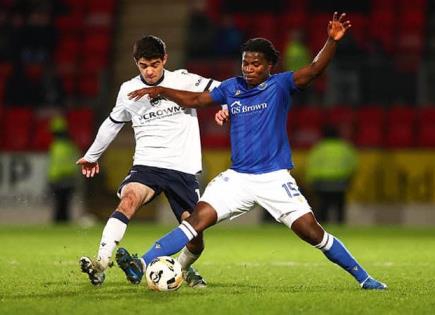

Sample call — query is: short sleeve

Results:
[210,79,231,104]
[110,84,132,123]
[174,70,220,93]
[276,71,299,95]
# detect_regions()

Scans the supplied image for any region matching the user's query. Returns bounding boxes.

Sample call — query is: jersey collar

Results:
[140,70,165,86]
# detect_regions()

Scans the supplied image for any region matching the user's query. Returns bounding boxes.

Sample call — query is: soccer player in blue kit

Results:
[117,12,387,290]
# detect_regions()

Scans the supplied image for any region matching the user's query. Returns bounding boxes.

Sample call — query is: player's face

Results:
[241,52,272,87]
[136,55,167,85]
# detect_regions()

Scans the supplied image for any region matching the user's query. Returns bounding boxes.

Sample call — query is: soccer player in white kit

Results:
[117,13,387,290]
[78,36,219,287]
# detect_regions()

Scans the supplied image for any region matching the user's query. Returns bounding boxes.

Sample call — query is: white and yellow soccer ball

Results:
[145,256,183,291]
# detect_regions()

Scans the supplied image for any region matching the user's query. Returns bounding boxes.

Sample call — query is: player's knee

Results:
[117,192,140,218]
[291,213,324,245]
[185,202,217,233]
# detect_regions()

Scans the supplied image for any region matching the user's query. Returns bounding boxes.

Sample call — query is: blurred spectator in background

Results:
[283,29,311,72]
[214,14,244,58]
[282,29,311,104]
[48,115,79,223]
[186,0,216,59]
[306,125,358,224]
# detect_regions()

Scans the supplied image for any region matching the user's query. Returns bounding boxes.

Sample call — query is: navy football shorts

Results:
[118,165,200,222]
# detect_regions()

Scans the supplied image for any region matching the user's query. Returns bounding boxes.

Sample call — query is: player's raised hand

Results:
[128,87,161,101]
[328,12,351,41]
[215,109,229,126]
[76,157,100,178]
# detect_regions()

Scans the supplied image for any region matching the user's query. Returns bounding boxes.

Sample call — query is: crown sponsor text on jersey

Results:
[139,106,183,121]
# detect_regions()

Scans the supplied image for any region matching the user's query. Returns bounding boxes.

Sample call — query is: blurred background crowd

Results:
[0,0,434,225]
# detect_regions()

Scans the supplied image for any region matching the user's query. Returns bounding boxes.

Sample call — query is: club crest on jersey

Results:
[150,95,167,106]
[230,100,268,115]
[258,82,268,90]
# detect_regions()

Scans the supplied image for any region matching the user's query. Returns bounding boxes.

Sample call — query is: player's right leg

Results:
[80,181,154,285]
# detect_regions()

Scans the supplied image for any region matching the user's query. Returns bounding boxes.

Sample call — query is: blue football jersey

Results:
[210,72,299,174]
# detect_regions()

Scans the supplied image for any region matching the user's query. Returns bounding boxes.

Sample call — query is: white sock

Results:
[96,217,127,269]
[177,246,201,270]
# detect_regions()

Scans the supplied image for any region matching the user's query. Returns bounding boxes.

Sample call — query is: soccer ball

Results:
[145,256,183,291]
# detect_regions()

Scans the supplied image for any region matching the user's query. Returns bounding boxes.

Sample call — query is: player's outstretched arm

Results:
[293,12,351,89]
[76,117,125,178]
[76,157,99,178]
[128,87,216,108]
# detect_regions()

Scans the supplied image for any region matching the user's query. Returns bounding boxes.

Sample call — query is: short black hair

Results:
[133,35,166,61]
[241,38,280,66]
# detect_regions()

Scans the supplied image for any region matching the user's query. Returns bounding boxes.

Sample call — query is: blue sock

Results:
[142,221,197,265]
[316,233,369,283]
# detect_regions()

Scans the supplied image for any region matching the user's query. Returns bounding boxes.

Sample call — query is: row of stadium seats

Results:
[1,105,434,152]
[198,105,435,149]
[0,0,116,103]
[0,107,94,152]
[207,0,427,67]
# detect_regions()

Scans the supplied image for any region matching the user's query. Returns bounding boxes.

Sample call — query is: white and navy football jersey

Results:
[85,69,219,175]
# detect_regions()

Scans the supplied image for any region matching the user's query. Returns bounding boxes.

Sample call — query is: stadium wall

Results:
[1,149,434,225]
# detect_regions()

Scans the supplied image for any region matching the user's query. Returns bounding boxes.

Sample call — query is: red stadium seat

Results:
[78,73,101,97]
[83,32,112,56]
[354,106,385,147]
[197,108,230,148]
[289,107,324,149]
[186,61,215,79]
[371,0,395,10]
[0,108,33,151]
[325,105,354,141]
[249,14,279,45]
[385,124,414,148]
[232,13,251,34]
[67,107,94,150]
[384,106,415,148]
[307,14,330,52]
[416,107,435,147]
[32,116,53,151]
[0,76,6,103]
[349,14,368,50]
[398,0,427,10]
[370,10,396,53]
[55,14,84,35]
[279,11,307,36]
[88,0,116,14]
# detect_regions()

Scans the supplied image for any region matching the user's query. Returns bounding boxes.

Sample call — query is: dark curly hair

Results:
[133,35,166,61]
[241,38,280,66]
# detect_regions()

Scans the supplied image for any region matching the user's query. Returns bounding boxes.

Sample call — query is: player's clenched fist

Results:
[215,109,229,126]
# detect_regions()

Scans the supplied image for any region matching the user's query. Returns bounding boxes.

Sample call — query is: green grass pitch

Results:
[1,223,434,315]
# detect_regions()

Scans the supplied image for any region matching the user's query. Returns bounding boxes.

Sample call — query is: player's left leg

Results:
[289,212,387,290]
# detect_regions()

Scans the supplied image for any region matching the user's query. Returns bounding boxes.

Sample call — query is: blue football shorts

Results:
[117,165,200,221]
